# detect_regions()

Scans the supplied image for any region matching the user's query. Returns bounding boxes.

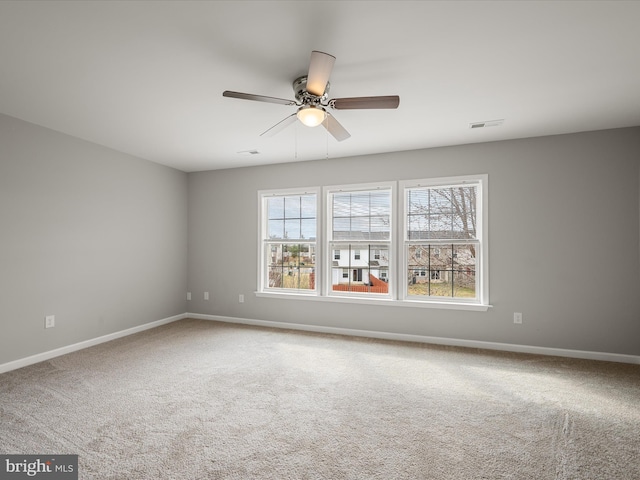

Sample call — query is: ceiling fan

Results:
[222,51,400,142]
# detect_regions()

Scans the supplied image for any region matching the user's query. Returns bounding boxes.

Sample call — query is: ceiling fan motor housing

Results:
[293,75,330,105]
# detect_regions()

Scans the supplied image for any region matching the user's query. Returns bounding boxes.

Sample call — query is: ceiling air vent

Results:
[470,119,504,129]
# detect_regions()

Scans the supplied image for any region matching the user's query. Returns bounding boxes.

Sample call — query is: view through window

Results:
[405,183,479,300]
[264,192,317,291]
[259,175,487,307]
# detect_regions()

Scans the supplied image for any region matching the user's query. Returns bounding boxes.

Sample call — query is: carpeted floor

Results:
[1,318,639,479]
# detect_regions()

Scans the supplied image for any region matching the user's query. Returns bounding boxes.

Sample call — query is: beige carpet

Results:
[1,318,639,479]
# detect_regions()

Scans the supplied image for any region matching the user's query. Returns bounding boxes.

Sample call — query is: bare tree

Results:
[406,186,478,296]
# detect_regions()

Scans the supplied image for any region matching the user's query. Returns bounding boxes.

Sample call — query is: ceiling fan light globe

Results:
[297,106,326,127]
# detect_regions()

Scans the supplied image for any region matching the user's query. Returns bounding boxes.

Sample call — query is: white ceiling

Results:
[1,1,639,173]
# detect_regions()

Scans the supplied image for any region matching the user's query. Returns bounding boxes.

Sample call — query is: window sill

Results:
[254,291,492,311]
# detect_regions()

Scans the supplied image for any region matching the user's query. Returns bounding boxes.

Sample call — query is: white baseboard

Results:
[3,312,637,374]
[0,313,187,374]
[188,313,640,365]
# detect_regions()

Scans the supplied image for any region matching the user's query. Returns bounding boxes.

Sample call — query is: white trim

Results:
[255,291,491,311]
[0,313,187,374]
[399,174,489,307]
[324,181,396,300]
[188,313,640,365]
[257,187,321,295]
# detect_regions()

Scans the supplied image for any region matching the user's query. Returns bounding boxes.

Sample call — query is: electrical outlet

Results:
[45,315,55,328]
[239,294,244,303]
[204,292,209,300]
[186,292,191,301]
[513,312,523,324]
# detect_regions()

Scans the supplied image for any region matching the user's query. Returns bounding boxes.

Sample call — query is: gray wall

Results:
[0,114,188,365]
[188,127,640,356]
[2,116,638,365]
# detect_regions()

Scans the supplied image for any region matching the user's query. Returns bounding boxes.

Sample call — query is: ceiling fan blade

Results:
[331,95,400,110]
[223,90,296,106]
[322,113,351,142]
[260,113,298,137]
[306,51,336,97]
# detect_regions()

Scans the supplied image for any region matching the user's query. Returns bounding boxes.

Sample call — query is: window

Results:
[327,184,393,297]
[259,189,318,293]
[258,175,488,309]
[402,175,486,304]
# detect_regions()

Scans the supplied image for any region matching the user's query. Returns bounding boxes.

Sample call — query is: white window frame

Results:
[256,177,490,311]
[400,174,489,307]
[257,187,320,296]
[324,182,396,300]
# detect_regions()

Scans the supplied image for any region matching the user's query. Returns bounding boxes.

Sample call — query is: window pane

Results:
[370,215,390,233]
[267,193,316,241]
[331,189,391,241]
[453,244,476,267]
[333,217,351,238]
[301,195,316,218]
[408,245,429,267]
[406,185,477,241]
[370,191,391,214]
[407,189,428,212]
[332,193,352,217]
[284,196,301,218]
[406,243,477,299]
[430,189,453,214]
[350,193,370,216]
[350,217,369,238]
[267,243,316,290]
[300,218,315,240]
[408,214,428,240]
[268,197,284,219]
[330,243,389,295]
[453,267,476,298]
[452,244,476,298]
[284,219,301,239]
[429,214,451,238]
[432,245,453,268]
[268,219,284,239]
